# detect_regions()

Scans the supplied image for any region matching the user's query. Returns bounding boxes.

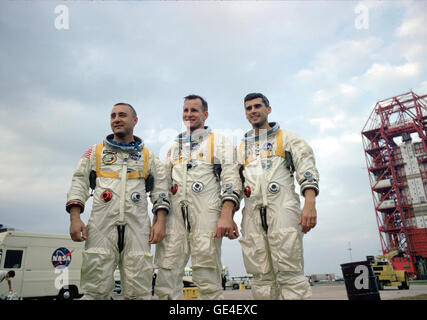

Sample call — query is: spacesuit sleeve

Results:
[66,145,96,213]
[165,145,174,187]
[236,142,246,199]
[216,134,242,210]
[285,130,319,197]
[148,150,171,215]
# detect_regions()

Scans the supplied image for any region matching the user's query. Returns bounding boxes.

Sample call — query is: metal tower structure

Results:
[362,91,427,279]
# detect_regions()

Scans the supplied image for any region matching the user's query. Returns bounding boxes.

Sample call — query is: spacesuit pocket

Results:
[239,233,271,275]
[81,248,115,295]
[121,251,153,296]
[123,251,153,278]
[191,233,219,269]
[154,233,185,269]
[268,227,303,273]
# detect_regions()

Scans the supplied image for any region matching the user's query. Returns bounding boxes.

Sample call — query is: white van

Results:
[0,230,84,299]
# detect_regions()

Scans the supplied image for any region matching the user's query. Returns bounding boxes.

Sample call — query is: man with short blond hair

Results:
[154,95,241,300]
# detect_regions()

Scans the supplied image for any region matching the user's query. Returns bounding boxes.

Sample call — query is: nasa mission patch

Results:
[51,247,73,269]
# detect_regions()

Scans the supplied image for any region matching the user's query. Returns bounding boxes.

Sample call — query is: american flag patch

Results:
[82,146,93,159]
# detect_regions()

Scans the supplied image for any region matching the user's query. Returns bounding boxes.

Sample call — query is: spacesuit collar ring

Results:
[243,122,280,142]
[175,126,212,142]
[104,134,144,152]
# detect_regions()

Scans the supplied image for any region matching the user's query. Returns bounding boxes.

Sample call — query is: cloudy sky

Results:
[1,0,427,277]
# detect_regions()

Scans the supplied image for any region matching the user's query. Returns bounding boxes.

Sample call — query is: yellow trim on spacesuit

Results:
[95,142,149,180]
[142,146,149,179]
[209,132,214,164]
[240,129,286,168]
[171,133,215,167]
[275,129,286,159]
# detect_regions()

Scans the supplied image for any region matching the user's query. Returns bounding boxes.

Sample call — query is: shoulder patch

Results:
[81,146,93,159]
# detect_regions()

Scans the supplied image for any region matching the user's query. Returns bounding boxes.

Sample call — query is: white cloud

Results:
[394,9,427,68]
[292,4,427,110]
[402,42,427,62]
[339,84,358,97]
[310,84,359,113]
[309,131,365,170]
[309,113,345,133]
[341,133,362,144]
[294,68,315,82]
[294,37,383,84]
[396,16,427,38]
[364,62,419,79]
[416,81,427,93]
[313,90,331,105]
[353,62,421,94]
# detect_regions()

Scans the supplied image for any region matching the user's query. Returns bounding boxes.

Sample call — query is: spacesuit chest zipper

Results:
[118,157,128,223]
[260,206,268,233]
[179,156,192,232]
[181,203,191,232]
[254,155,269,233]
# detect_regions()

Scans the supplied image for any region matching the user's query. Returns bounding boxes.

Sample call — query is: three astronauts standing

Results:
[66,93,319,300]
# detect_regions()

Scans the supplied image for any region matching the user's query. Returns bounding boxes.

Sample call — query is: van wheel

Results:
[58,288,74,300]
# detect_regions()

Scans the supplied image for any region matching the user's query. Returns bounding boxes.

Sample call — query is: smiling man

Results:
[110,103,138,141]
[154,95,241,300]
[237,93,319,300]
[66,102,170,300]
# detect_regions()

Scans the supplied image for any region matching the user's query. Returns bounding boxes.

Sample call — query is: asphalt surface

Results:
[111,282,427,300]
[222,282,427,300]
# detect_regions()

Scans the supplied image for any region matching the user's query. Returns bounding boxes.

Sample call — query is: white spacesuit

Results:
[154,127,241,300]
[66,135,170,300]
[237,123,319,300]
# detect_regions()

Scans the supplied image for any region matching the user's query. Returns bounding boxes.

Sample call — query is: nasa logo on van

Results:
[51,247,73,269]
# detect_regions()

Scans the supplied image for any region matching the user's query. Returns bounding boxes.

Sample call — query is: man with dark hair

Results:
[154,95,241,300]
[0,270,15,295]
[237,93,319,300]
[66,102,170,300]
[244,92,270,108]
[114,102,137,117]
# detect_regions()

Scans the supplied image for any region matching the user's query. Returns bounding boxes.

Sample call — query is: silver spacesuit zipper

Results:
[180,138,191,232]
[119,156,128,223]
[254,137,269,233]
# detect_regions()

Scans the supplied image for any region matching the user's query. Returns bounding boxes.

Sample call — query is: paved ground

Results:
[112,282,427,300]
[223,282,427,300]
[314,282,427,300]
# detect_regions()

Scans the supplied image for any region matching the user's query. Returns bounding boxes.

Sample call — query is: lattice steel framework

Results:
[362,91,427,278]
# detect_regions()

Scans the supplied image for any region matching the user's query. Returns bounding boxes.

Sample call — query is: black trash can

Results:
[340,260,381,301]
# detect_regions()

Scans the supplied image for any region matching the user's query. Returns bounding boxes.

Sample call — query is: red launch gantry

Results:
[362,91,427,279]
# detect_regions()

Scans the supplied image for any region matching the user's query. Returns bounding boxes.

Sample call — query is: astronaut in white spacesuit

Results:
[154,95,241,300]
[67,103,170,300]
[237,93,319,300]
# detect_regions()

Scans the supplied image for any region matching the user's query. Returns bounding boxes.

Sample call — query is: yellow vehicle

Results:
[367,249,409,290]
[226,275,253,290]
